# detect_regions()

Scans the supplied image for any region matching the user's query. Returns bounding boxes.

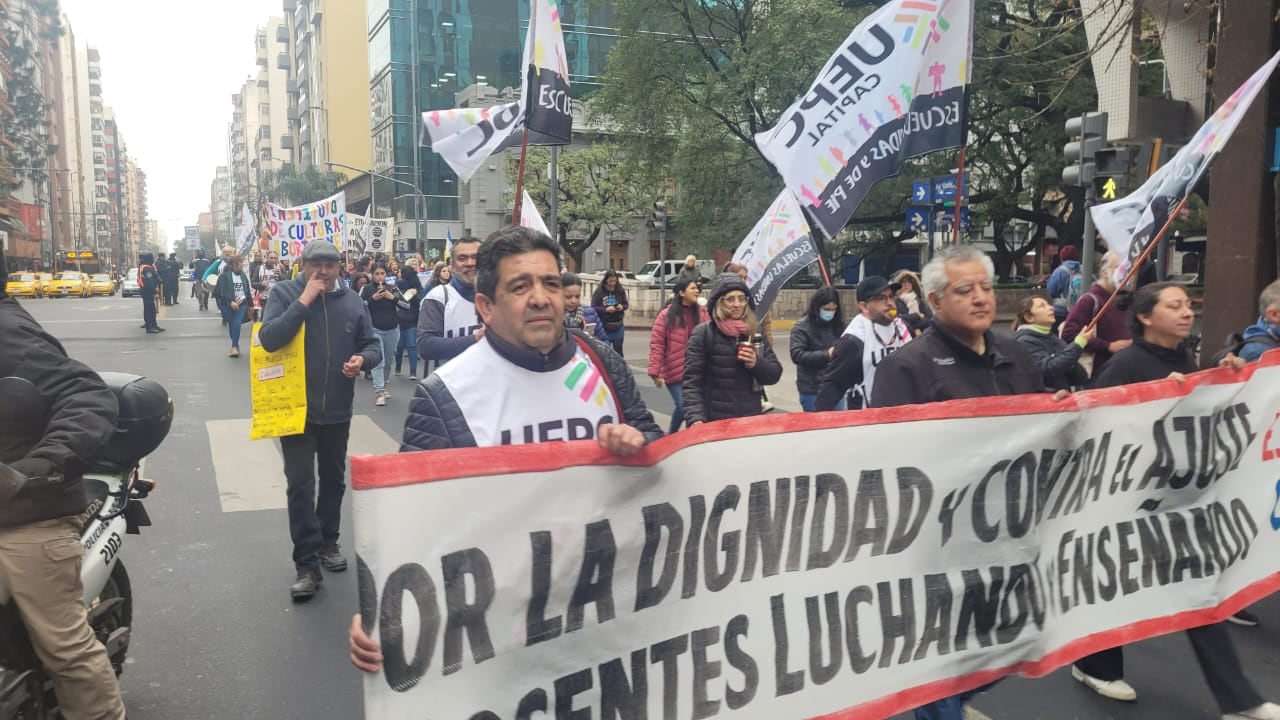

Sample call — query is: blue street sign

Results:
[960,206,970,230]
[933,207,971,231]
[911,180,932,204]
[905,206,931,234]
[932,172,971,202]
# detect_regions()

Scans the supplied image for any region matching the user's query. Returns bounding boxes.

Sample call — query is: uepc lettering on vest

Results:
[844,314,911,409]
[426,283,482,340]
[434,338,621,446]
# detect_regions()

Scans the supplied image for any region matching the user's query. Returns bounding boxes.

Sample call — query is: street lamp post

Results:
[325,161,426,256]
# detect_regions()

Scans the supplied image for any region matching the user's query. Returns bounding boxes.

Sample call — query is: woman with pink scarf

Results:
[682,273,783,425]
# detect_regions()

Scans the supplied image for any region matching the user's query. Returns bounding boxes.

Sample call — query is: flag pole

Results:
[1083,193,1194,334]
[512,129,531,226]
[798,204,834,286]
[951,86,971,245]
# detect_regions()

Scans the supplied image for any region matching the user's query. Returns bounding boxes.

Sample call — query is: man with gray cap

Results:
[814,275,913,411]
[260,240,382,600]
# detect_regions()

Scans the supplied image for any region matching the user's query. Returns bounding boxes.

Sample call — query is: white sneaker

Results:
[375,394,386,407]
[1071,666,1137,702]
[408,375,417,382]
[1226,703,1280,720]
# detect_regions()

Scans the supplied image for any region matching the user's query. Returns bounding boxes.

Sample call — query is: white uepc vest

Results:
[843,314,911,409]
[435,338,621,446]
[426,283,482,340]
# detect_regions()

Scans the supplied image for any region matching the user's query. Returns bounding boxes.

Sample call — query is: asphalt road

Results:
[18,293,1280,720]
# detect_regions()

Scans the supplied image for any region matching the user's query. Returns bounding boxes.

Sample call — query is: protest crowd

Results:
[187,218,1280,720]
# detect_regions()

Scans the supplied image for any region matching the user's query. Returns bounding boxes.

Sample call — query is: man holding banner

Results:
[259,241,382,600]
[350,226,662,666]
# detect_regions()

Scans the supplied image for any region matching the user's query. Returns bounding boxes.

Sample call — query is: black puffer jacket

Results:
[790,317,842,394]
[683,321,784,423]
[1013,326,1090,391]
[0,297,119,528]
[401,329,662,450]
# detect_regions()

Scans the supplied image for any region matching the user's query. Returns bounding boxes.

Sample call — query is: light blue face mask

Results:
[819,309,836,322]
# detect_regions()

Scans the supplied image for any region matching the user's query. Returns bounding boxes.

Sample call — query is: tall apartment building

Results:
[212,166,231,242]
[123,158,148,262]
[284,0,372,174]
[102,107,127,267]
[0,0,64,270]
[228,18,293,211]
[86,46,112,259]
[56,18,89,255]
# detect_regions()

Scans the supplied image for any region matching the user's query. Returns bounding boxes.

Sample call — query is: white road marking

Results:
[36,317,214,324]
[208,415,399,512]
[965,707,993,720]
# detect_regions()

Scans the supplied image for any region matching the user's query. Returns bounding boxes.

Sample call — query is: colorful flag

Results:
[420,0,572,182]
[519,190,552,238]
[755,0,975,238]
[1091,50,1280,285]
[444,230,453,261]
[730,189,820,318]
[235,203,256,256]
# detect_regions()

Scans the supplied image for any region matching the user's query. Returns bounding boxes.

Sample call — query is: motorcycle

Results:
[0,372,172,719]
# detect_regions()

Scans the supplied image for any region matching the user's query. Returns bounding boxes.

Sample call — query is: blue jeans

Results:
[395,324,418,377]
[223,302,247,348]
[799,393,847,412]
[913,683,997,720]
[371,327,400,393]
[666,382,684,434]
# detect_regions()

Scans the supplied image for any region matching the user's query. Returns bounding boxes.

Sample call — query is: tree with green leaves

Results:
[258,166,344,207]
[510,142,648,271]
[591,0,870,252]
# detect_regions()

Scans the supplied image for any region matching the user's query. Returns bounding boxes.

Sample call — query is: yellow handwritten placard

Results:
[249,323,308,440]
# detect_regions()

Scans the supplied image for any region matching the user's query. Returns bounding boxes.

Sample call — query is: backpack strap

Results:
[572,334,625,421]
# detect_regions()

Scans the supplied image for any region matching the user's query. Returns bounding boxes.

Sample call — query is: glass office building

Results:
[367,0,614,252]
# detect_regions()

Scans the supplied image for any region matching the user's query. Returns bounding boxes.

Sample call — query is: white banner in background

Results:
[755,0,974,238]
[353,354,1280,720]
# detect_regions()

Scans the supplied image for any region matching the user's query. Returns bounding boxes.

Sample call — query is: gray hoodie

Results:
[259,276,381,425]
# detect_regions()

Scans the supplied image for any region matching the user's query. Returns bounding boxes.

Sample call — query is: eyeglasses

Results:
[864,292,895,304]
[721,294,749,305]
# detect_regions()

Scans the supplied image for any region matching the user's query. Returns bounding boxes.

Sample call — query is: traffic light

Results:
[1062,112,1108,187]
[1092,147,1132,201]
[652,201,668,232]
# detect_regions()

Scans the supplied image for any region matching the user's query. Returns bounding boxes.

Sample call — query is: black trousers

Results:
[279,421,350,569]
[141,293,156,329]
[1075,623,1263,713]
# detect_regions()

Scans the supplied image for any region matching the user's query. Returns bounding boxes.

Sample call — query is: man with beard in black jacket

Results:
[0,246,128,718]
[347,226,662,671]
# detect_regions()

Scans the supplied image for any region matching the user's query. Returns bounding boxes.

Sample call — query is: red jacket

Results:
[648,303,709,384]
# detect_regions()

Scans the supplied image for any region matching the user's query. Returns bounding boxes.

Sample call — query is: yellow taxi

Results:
[47,271,90,298]
[87,273,115,296]
[5,272,42,298]
[34,272,52,297]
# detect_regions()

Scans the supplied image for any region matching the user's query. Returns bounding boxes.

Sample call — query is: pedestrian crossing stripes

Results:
[208,415,399,512]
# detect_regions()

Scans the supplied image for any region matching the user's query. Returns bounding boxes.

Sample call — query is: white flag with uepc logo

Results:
[755,0,974,238]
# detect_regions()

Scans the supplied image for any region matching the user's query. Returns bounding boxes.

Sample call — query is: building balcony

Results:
[280,135,294,150]
[282,0,296,11]
[277,53,290,70]
[276,25,290,43]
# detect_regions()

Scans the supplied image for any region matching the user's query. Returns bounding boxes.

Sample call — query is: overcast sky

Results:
[62,0,281,249]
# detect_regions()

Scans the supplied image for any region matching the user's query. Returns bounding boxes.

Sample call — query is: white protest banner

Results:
[184,225,201,251]
[265,191,347,260]
[421,0,571,182]
[352,353,1280,719]
[1091,50,1280,285]
[731,189,819,318]
[756,0,974,238]
[347,213,393,254]
[520,189,552,238]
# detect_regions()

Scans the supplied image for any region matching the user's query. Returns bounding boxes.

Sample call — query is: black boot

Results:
[290,566,323,601]
[319,544,348,572]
